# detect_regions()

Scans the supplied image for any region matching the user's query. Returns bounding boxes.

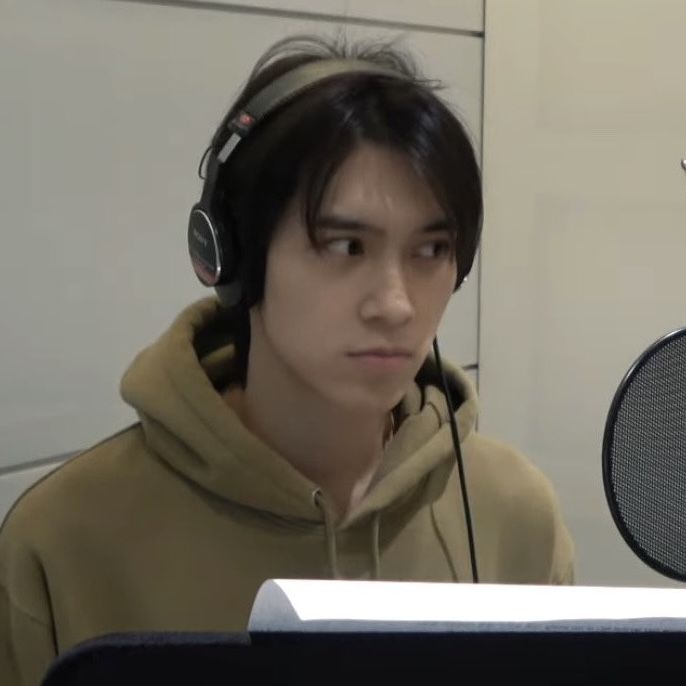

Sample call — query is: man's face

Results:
[250,142,458,415]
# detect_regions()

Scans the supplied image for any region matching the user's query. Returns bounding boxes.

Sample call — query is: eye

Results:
[323,238,364,256]
[415,240,452,259]
[318,237,452,259]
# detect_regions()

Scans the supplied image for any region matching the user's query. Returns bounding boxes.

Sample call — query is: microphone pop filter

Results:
[603,327,686,582]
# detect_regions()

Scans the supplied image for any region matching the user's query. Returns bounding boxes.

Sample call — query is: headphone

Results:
[188,59,409,308]
[187,58,478,581]
[188,58,470,307]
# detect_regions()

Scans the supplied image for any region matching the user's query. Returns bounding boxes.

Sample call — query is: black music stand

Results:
[42,580,686,686]
[40,623,686,686]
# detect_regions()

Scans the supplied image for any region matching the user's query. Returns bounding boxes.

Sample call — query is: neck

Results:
[224,329,396,519]
[224,390,393,519]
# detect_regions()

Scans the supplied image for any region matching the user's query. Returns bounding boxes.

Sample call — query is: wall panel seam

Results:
[108,0,485,37]
[0,454,70,479]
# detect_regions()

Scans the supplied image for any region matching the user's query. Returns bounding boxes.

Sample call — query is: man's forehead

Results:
[321,155,442,222]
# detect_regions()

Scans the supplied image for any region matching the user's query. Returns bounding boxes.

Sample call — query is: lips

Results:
[348,348,413,358]
[347,350,413,373]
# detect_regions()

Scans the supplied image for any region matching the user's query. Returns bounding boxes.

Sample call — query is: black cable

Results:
[197,145,213,180]
[432,337,479,583]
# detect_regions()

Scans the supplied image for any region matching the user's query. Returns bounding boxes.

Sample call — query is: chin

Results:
[331,382,407,414]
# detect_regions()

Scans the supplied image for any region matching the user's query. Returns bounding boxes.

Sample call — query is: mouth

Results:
[348,348,413,358]
[347,350,413,372]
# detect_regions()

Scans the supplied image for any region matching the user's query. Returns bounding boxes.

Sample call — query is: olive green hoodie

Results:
[0,298,574,686]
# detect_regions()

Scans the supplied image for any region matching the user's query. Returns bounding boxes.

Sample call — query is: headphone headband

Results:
[189,59,406,300]
[217,59,403,163]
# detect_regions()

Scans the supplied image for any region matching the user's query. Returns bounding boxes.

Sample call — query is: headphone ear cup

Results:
[188,203,242,287]
[188,203,222,286]
[213,210,245,308]
[217,207,241,285]
[215,280,244,309]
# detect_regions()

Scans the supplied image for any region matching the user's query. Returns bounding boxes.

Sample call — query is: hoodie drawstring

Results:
[370,511,381,580]
[313,490,383,581]
[313,490,342,580]
[430,501,460,582]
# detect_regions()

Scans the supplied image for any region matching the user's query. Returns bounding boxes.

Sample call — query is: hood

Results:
[120,298,479,525]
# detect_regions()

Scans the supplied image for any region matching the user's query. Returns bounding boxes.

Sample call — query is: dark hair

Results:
[207,34,483,383]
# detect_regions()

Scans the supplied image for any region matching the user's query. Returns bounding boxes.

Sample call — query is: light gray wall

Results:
[9,0,685,591]
[0,1,483,520]
[480,0,686,587]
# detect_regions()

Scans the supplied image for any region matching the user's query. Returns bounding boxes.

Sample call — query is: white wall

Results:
[9,0,684,590]
[0,1,483,518]
[480,0,686,586]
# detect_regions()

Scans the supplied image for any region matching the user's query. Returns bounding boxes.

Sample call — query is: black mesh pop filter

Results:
[603,327,686,582]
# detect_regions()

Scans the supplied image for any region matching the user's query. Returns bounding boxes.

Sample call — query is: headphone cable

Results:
[432,337,479,583]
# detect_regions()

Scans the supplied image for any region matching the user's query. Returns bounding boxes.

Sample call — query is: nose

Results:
[359,262,414,325]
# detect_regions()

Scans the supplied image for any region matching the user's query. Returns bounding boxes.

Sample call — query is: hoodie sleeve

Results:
[548,509,576,585]
[0,585,56,686]
[465,433,577,585]
[526,465,576,586]
[519,466,576,586]
[0,510,58,686]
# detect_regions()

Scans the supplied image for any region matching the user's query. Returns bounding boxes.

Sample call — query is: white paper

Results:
[249,579,686,632]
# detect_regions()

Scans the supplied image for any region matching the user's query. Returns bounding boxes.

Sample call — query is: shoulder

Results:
[464,432,575,583]
[465,432,559,507]
[0,425,147,626]
[463,432,568,543]
[0,424,148,547]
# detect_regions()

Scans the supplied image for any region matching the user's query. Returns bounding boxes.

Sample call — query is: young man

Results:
[0,35,574,685]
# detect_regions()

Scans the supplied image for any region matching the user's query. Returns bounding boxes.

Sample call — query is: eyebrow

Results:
[314,214,451,235]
